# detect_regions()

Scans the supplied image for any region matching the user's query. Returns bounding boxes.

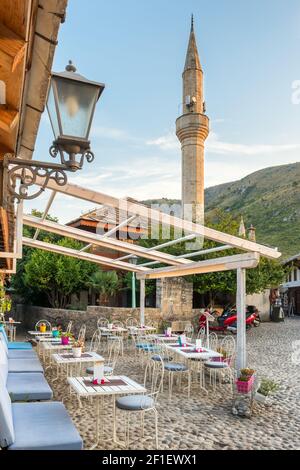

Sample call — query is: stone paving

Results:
[39,318,300,450]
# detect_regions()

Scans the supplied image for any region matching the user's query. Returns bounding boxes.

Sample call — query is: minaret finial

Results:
[191,14,194,32]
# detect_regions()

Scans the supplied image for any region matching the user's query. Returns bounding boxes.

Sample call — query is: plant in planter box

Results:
[236,368,255,393]
[72,339,84,358]
[255,378,279,404]
[61,333,73,345]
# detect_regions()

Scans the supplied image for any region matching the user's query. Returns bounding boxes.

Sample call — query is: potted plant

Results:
[52,328,60,338]
[255,378,279,405]
[39,323,47,333]
[236,368,255,393]
[72,339,84,358]
[61,332,73,345]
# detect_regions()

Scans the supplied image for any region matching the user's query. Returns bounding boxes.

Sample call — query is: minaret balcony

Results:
[176,112,209,143]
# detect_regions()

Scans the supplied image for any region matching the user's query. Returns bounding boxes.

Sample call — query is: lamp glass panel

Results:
[54,78,98,138]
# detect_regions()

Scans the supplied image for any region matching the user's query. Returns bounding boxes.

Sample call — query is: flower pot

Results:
[72,347,82,358]
[254,392,273,406]
[236,375,254,394]
[39,325,46,333]
[61,336,69,345]
[52,330,60,338]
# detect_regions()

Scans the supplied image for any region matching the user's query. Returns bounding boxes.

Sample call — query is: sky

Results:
[25,0,300,222]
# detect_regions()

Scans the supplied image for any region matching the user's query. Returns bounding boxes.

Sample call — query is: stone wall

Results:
[156,278,193,316]
[16,304,195,339]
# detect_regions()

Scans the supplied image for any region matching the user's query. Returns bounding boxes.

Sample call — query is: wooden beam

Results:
[23,215,190,266]
[30,177,281,260]
[0,106,19,133]
[136,252,260,280]
[22,237,150,273]
[0,22,26,72]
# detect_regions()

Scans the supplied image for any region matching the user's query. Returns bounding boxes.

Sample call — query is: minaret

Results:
[176,16,209,223]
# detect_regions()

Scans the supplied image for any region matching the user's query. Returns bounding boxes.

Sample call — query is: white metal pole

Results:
[236,268,246,372]
[140,278,145,326]
[206,316,209,348]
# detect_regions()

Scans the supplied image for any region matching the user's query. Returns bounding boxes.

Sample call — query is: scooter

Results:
[199,305,260,334]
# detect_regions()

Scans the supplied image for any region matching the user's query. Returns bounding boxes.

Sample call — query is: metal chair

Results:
[204,335,236,391]
[115,356,164,449]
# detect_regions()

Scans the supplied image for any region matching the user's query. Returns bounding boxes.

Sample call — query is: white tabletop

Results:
[68,375,147,397]
[27,330,52,336]
[152,334,179,342]
[165,343,222,360]
[52,351,104,365]
[99,327,128,333]
[42,341,73,350]
[1,321,21,325]
[129,326,156,332]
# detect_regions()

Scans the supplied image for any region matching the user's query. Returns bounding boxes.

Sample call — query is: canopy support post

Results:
[140,278,145,326]
[236,268,247,372]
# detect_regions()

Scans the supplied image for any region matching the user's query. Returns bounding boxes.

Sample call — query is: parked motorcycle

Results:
[199,305,260,334]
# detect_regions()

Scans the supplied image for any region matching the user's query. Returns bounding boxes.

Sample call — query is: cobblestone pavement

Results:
[37,318,300,450]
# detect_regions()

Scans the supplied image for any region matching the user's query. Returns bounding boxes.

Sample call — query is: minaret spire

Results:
[176,15,209,223]
[184,15,201,72]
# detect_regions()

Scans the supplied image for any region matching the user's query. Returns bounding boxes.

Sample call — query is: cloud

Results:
[146,133,180,150]
[146,129,300,156]
[91,126,141,143]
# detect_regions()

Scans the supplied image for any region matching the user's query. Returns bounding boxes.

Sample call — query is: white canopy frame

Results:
[9,175,280,371]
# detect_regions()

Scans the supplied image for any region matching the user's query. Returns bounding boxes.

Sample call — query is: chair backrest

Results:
[35,320,52,331]
[220,336,236,364]
[0,374,15,448]
[97,318,109,328]
[197,326,206,341]
[184,323,194,341]
[125,317,138,327]
[65,321,72,335]
[107,337,121,364]
[208,332,219,351]
[89,330,101,353]
[144,356,164,400]
[77,325,86,343]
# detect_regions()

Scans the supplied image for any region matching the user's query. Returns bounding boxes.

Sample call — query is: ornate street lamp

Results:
[129,255,138,309]
[2,61,104,207]
[47,61,105,171]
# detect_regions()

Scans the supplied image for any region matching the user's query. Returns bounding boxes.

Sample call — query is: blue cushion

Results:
[8,342,33,350]
[8,358,44,374]
[8,402,83,450]
[8,350,38,360]
[164,363,188,372]
[136,343,148,349]
[0,375,15,447]
[7,373,53,402]
[204,361,228,369]
[116,395,154,411]
[151,355,172,362]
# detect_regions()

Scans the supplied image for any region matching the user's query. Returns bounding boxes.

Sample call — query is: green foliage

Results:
[23,238,97,308]
[86,270,120,305]
[123,272,156,297]
[257,378,279,396]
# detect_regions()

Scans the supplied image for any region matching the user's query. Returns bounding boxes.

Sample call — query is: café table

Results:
[151,333,180,342]
[52,351,104,382]
[41,340,74,366]
[0,321,21,342]
[165,343,223,393]
[67,375,146,449]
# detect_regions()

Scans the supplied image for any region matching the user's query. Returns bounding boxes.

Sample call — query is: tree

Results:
[86,270,120,306]
[137,209,287,305]
[23,238,97,308]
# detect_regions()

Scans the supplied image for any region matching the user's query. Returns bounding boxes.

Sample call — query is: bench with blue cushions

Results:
[0,341,52,402]
[0,327,32,350]
[0,340,44,374]
[0,377,83,450]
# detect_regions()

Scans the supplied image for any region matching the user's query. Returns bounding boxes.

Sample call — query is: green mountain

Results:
[143,162,300,259]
